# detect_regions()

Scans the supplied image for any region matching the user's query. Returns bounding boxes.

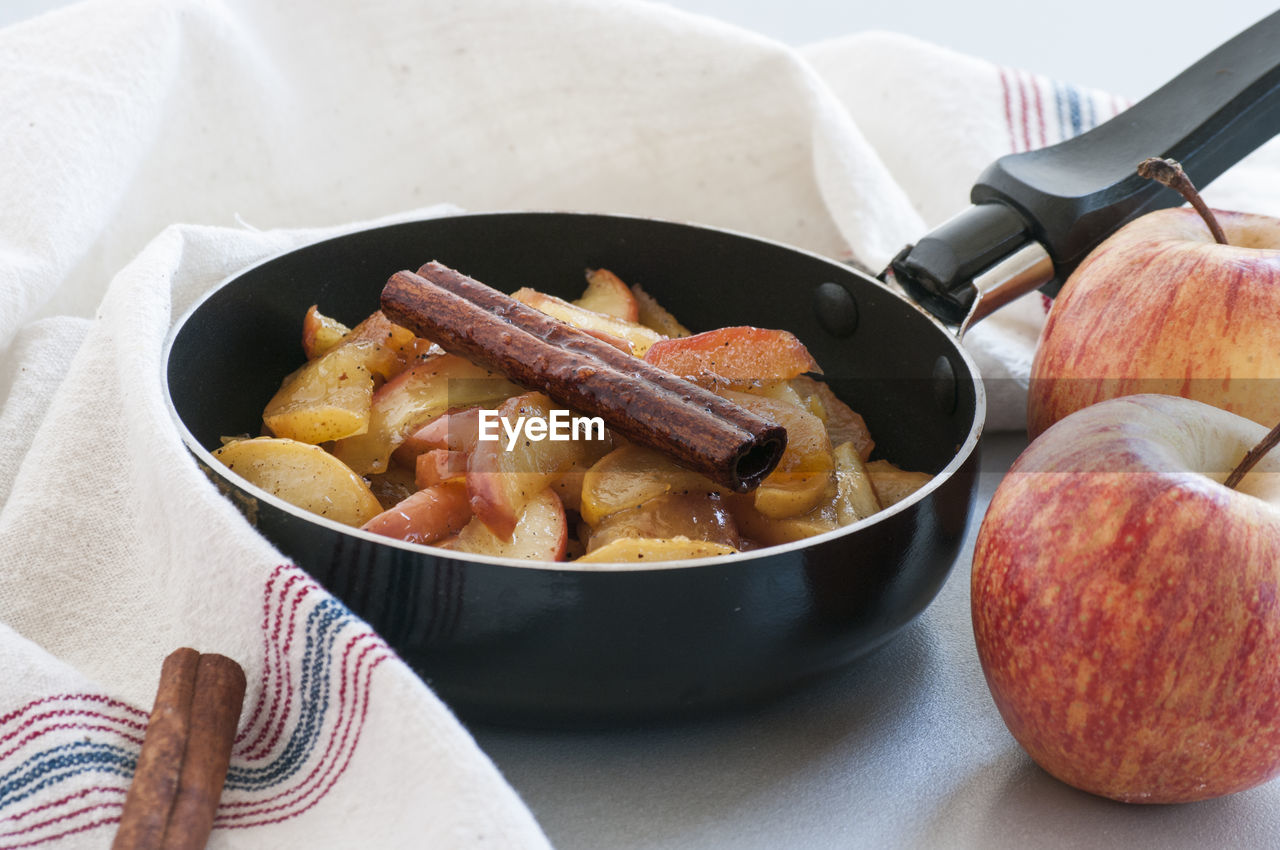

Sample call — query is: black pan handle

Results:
[888,9,1280,328]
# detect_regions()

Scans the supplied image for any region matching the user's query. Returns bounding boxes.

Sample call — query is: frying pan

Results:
[164,12,1280,727]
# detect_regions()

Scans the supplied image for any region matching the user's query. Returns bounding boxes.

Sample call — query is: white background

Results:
[5,0,1277,98]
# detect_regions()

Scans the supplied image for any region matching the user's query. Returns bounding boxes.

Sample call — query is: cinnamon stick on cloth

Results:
[113,649,247,850]
[382,263,787,492]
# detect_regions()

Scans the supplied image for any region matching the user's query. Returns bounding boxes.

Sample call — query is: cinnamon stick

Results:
[114,649,199,849]
[381,263,787,492]
[162,654,246,849]
[113,649,246,850]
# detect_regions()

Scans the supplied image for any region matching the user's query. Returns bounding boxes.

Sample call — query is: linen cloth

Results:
[1,0,1279,847]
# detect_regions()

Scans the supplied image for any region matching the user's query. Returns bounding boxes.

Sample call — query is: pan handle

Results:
[887,9,1280,328]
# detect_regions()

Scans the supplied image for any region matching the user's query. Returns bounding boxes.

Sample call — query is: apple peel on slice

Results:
[573,268,640,322]
[331,354,519,476]
[510,287,665,356]
[361,481,472,545]
[644,326,820,390]
[467,392,613,538]
[444,487,568,561]
[415,449,468,489]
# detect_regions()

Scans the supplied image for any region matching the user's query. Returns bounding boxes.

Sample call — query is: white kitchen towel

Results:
[2,0,1279,847]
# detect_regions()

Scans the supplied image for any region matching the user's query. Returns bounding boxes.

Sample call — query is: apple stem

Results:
[1224,420,1280,489]
[1137,157,1229,245]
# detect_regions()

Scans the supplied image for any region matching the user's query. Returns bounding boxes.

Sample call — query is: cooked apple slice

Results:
[549,460,591,515]
[789,376,874,461]
[573,268,640,322]
[467,392,613,538]
[631,284,691,338]
[303,306,430,371]
[332,355,519,475]
[720,389,834,519]
[213,437,382,526]
[302,305,351,359]
[446,487,568,561]
[577,536,737,563]
[727,484,840,546]
[262,342,380,444]
[268,309,430,444]
[394,407,483,466]
[586,492,740,554]
[361,482,472,545]
[341,310,423,377]
[832,441,880,524]
[745,380,806,407]
[580,443,724,526]
[865,460,932,508]
[510,287,664,356]
[644,327,820,389]
[415,449,468,488]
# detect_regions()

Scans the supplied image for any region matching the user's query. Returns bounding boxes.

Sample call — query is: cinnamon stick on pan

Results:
[114,649,246,850]
[381,263,787,492]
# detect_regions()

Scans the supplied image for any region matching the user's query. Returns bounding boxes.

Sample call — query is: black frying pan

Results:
[164,12,1279,727]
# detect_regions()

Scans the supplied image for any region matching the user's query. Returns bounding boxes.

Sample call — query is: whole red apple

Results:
[972,393,1280,803]
[1027,207,1280,438]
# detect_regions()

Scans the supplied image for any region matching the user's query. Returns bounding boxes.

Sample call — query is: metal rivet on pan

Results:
[932,355,958,415]
[813,282,858,337]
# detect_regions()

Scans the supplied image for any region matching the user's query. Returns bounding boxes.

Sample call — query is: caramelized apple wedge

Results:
[262,342,381,444]
[302,305,350,359]
[394,407,482,466]
[719,390,834,519]
[577,537,737,563]
[789,376,874,461]
[727,447,906,543]
[361,482,472,545]
[267,309,429,444]
[580,443,724,526]
[467,392,613,538]
[644,327,820,389]
[332,355,519,475]
[340,310,425,378]
[445,487,568,560]
[586,492,740,554]
[415,449,468,488]
[728,488,840,546]
[832,441,880,523]
[213,437,382,526]
[573,268,640,322]
[549,460,591,514]
[510,287,664,356]
[631,284,691,338]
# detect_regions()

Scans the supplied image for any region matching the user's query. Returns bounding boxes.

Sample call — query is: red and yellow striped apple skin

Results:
[973,395,1280,803]
[1028,208,1280,439]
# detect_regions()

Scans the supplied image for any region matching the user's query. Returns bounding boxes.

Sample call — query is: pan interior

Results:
[166,211,981,559]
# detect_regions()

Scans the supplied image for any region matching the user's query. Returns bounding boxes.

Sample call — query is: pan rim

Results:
[162,208,987,573]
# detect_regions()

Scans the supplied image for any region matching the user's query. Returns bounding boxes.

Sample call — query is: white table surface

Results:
[474,432,1280,849]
